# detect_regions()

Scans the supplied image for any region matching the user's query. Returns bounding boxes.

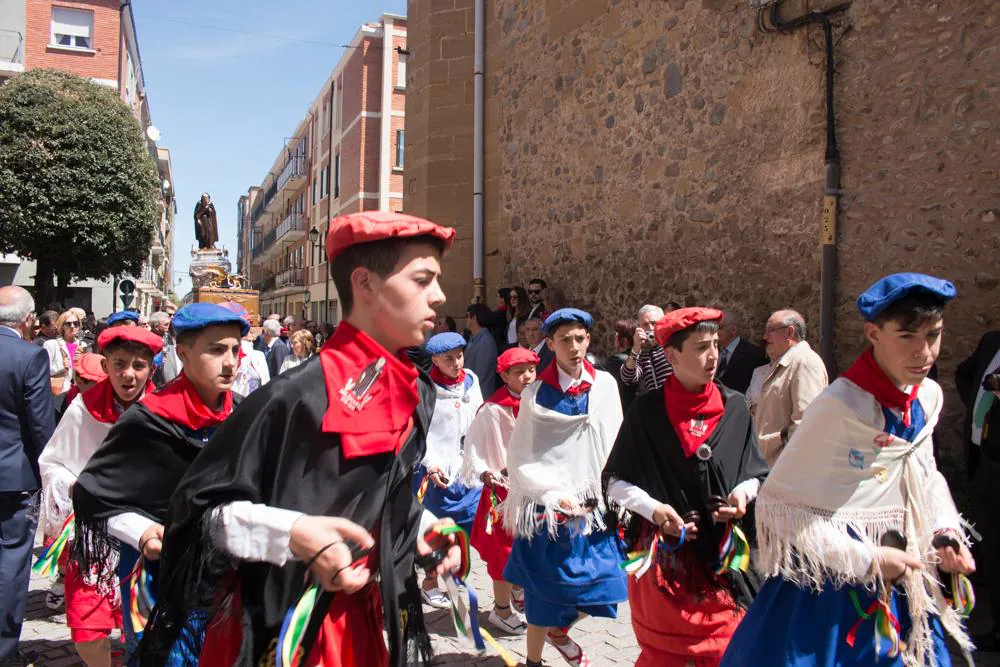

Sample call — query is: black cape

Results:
[138,357,435,667]
[73,400,235,582]
[602,383,769,608]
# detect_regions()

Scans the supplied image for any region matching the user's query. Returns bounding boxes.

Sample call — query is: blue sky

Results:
[133,0,406,297]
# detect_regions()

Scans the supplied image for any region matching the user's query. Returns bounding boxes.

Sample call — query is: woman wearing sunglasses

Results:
[43,309,88,395]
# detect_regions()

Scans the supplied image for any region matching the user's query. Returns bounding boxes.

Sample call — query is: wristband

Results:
[305,540,344,571]
[138,535,161,555]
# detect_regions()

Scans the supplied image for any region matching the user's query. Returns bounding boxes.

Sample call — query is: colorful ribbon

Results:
[846,589,901,658]
[33,513,75,577]
[484,487,502,536]
[416,475,430,504]
[276,584,319,667]
[125,556,156,632]
[946,572,975,618]
[714,523,751,575]
[621,533,660,579]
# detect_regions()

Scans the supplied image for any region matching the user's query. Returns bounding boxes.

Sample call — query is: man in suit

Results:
[520,317,554,371]
[465,303,500,395]
[956,329,1000,650]
[0,286,55,666]
[261,318,290,378]
[717,310,769,394]
[526,278,549,321]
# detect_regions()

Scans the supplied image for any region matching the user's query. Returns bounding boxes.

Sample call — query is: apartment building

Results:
[242,13,407,324]
[0,0,175,316]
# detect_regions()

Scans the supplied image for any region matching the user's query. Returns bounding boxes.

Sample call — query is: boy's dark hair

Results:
[175,323,243,348]
[529,278,547,289]
[546,320,590,339]
[331,235,447,316]
[665,321,719,351]
[466,303,492,328]
[102,339,156,361]
[872,293,947,330]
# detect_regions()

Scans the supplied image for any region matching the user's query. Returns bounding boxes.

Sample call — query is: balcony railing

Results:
[277,156,307,191]
[276,267,306,289]
[251,180,278,223]
[275,212,306,242]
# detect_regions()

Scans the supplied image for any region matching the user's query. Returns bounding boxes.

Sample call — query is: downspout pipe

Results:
[472,0,485,303]
[768,1,849,375]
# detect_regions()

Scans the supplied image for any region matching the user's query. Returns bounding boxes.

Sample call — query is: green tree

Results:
[0,69,160,308]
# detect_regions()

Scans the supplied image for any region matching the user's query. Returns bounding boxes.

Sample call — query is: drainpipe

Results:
[472,0,486,303]
[764,1,849,375]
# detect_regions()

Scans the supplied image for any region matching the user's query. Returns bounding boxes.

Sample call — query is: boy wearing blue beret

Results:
[723,273,975,667]
[73,302,248,659]
[502,308,627,667]
[414,331,484,608]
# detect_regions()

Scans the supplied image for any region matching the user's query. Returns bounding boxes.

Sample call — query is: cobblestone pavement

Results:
[20,535,1000,666]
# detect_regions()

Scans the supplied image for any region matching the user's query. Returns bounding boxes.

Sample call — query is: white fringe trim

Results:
[500,483,606,539]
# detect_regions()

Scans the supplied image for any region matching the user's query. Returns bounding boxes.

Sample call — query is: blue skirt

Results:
[721,576,953,667]
[503,520,628,610]
[412,465,481,533]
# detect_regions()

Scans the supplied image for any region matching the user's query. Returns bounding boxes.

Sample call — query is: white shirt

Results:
[532,340,546,356]
[606,478,761,523]
[971,346,1000,446]
[556,363,595,392]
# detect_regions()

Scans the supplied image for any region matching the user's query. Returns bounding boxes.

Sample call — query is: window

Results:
[397,59,406,89]
[395,130,405,168]
[334,154,340,198]
[311,177,317,205]
[51,7,93,49]
[319,166,327,198]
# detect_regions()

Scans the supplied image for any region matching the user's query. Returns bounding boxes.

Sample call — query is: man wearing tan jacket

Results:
[754,309,829,464]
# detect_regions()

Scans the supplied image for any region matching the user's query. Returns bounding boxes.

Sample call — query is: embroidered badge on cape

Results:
[848,448,865,469]
[339,357,386,412]
[873,433,894,449]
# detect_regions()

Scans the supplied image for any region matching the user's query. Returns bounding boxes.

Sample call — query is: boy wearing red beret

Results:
[38,327,162,666]
[461,346,540,635]
[141,212,463,667]
[603,308,768,667]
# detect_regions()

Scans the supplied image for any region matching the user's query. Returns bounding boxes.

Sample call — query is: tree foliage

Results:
[0,69,160,304]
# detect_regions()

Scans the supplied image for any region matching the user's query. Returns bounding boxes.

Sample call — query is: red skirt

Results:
[470,485,513,581]
[302,583,388,667]
[64,558,121,643]
[629,560,744,667]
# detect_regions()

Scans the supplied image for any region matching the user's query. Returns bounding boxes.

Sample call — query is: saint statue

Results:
[193,193,219,250]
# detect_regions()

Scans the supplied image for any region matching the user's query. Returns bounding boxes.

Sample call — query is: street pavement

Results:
[19,533,1000,666]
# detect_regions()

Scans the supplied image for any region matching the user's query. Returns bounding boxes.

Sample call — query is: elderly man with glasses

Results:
[755,309,829,465]
[620,304,673,395]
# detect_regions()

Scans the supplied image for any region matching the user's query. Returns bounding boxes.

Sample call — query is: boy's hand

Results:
[935,532,976,575]
[139,523,165,561]
[876,546,924,582]
[290,516,374,593]
[427,468,449,489]
[416,518,462,578]
[652,503,698,539]
[713,489,748,522]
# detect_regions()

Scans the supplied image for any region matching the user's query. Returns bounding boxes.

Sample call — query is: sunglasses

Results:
[527,289,542,295]
[64,321,81,328]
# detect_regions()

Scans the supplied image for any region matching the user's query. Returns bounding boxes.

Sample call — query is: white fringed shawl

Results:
[38,396,113,536]
[421,370,484,481]
[756,377,972,666]
[460,401,516,487]
[502,369,624,538]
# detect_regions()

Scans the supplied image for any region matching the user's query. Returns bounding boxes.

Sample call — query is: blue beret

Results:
[542,308,594,336]
[857,272,957,321]
[106,310,140,326]
[426,332,466,356]
[172,303,250,337]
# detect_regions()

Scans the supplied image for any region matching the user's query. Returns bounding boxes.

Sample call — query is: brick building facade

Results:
[405,0,999,451]
[240,14,407,324]
[0,0,176,317]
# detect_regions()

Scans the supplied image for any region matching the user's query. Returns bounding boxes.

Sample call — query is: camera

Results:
[983,372,1000,392]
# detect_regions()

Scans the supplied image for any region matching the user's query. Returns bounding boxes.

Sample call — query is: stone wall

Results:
[406,0,1000,455]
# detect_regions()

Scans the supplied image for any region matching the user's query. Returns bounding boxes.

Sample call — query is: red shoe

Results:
[545,631,591,667]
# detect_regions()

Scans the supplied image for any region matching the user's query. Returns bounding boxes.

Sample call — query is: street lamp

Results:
[309,226,331,325]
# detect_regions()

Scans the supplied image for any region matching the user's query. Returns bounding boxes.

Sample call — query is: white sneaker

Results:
[420,587,450,609]
[487,609,527,635]
[45,582,64,611]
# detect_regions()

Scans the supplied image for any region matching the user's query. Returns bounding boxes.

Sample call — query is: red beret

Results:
[654,307,723,347]
[497,347,540,374]
[73,353,108,382]
[98,327,165,355]
[326,211,456,261]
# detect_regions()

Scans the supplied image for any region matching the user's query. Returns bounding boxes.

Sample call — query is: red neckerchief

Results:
[538,358,595,396]
[430,366,466,388]
[486,385,522,418]
[65,384,80,406]
[82,378,154,424]
[319,321,419,459]
[842,347,920,426]
[142,372,233,431]
[664,374,725,458]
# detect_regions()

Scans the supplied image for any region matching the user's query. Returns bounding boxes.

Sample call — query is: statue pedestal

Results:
[193,287,260,326]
